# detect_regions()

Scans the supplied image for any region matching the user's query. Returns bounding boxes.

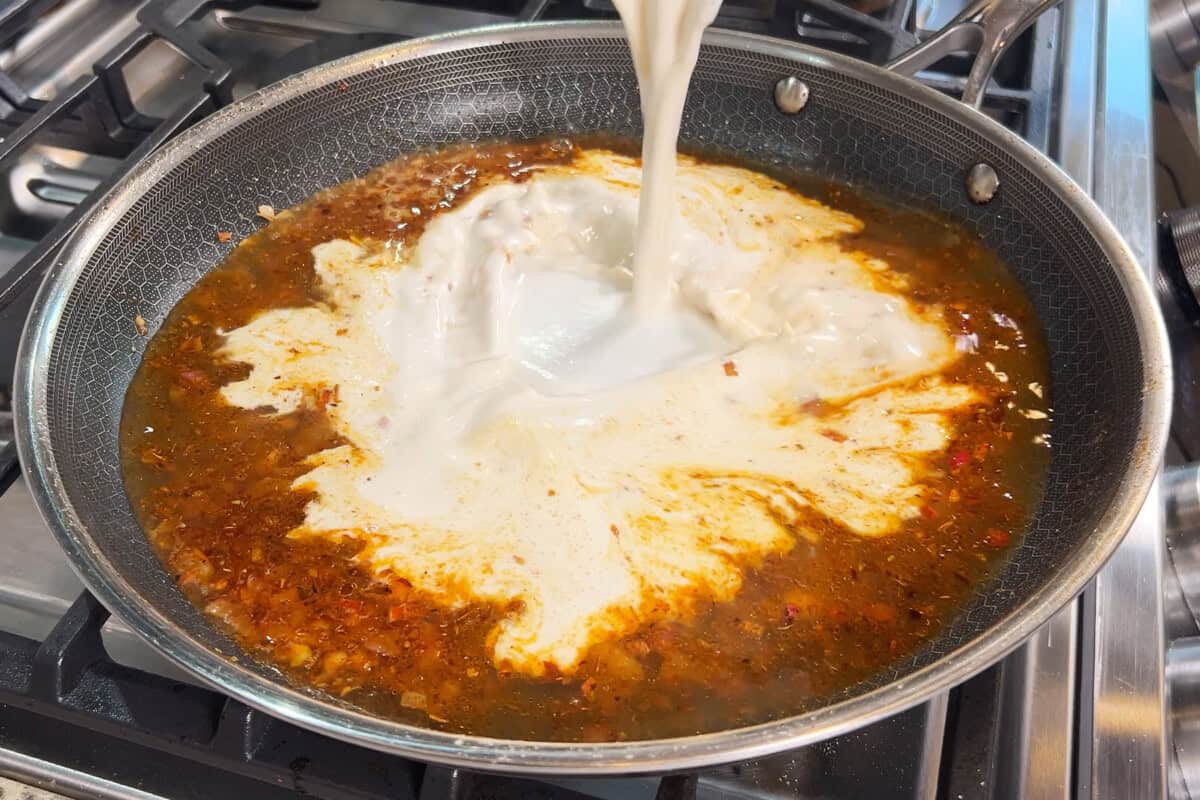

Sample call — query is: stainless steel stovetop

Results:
[0,2,1166,799]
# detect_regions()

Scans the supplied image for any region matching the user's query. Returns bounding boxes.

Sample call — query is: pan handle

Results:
[885,0,1060,109]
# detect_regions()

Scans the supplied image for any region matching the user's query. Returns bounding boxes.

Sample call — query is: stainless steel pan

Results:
[13,1,1171,774]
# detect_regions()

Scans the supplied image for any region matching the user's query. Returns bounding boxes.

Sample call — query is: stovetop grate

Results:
[0,594,1008,799]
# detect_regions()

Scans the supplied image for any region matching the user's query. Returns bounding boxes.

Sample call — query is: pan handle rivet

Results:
[774,77,809,114]
[966,163,999,204]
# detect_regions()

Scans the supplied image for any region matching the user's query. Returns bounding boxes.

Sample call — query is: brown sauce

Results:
[119,138,1051,741]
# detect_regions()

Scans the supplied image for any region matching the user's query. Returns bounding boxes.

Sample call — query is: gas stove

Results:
[0,2,1163,799]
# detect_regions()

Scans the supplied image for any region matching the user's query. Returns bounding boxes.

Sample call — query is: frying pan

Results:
[13,1,1171,775]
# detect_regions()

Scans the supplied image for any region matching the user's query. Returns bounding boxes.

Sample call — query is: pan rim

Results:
[14,20,1172,774]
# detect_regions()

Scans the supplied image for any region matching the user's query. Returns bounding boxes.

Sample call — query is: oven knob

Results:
[1153,0,1200,72]
[1165,464,1200,630]
[1161,208,1200,326]
[1168,636,1200,800]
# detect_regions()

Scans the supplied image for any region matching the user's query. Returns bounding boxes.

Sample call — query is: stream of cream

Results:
[611,0,723,316]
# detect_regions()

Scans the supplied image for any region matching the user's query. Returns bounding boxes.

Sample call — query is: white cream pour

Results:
[219,151,975,675]
[611,0,723,316]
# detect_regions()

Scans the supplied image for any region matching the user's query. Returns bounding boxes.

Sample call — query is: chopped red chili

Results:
[985,529,1011,548]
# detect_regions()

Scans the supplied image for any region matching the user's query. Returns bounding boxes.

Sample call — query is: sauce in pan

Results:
[120,139,1051,741]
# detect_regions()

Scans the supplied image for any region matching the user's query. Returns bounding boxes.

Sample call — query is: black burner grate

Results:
[0,590,981,798]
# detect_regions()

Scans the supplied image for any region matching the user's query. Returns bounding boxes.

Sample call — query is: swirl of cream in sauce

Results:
[218,151,972,675]
[215,4,977,676]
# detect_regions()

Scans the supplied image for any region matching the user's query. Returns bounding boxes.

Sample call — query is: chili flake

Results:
[984,529,1011,548]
